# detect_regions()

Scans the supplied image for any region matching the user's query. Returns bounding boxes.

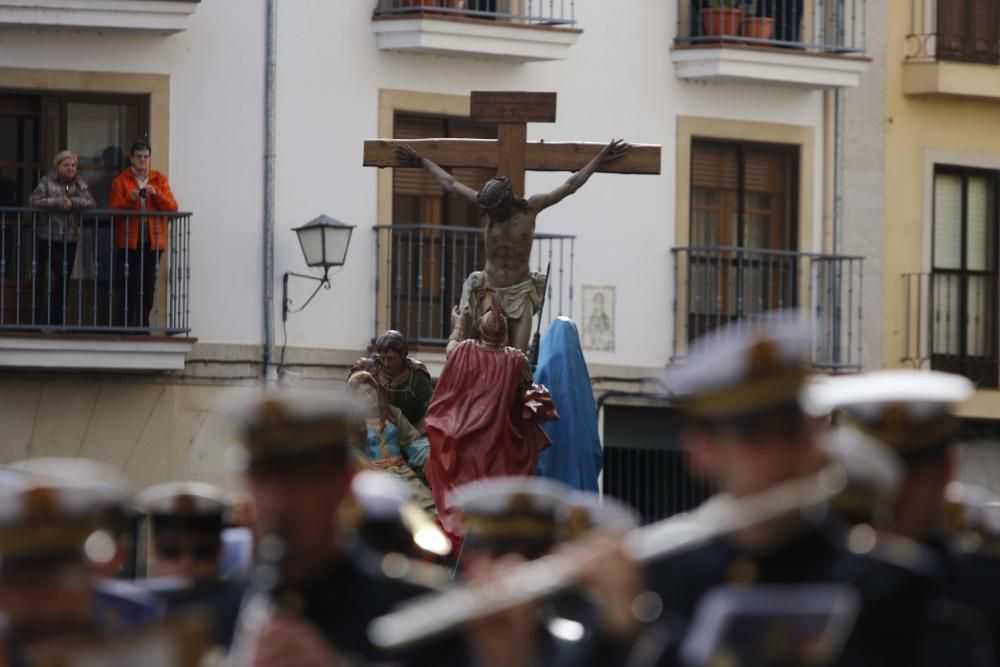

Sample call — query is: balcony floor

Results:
[0,332,196,372]
[0,0,199,33]
[671,44,870,89]
[371,14,581,62]
[903,60,1000,100]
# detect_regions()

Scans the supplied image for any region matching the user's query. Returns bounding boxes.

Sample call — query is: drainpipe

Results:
[822,90,836,255]
[263,0,278,381]
[822,85,846,365]
[834,88,844,256]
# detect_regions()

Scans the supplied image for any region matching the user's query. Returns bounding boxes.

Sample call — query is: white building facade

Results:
[0,0,868,504]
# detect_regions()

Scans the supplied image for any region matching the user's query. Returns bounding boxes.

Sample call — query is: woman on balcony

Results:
[29,150,96,327]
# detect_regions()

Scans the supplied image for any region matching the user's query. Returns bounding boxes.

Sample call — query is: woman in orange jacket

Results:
[109,138,179,329]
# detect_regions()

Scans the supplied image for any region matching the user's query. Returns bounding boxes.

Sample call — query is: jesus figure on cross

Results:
[394,139,630,355]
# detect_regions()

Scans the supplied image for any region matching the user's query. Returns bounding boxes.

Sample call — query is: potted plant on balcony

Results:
[741,0,774,41]
[399,0,466,11]
[701,0,744,39]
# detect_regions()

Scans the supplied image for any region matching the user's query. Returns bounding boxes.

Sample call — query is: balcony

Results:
[672,246,864,371]
[903,272,998,389]
[374,224,574,348]
[371,0,581,62]
[903,0,1000,99]
[0,208,194,371]
[672,0,869,88]
[0,0,200,34]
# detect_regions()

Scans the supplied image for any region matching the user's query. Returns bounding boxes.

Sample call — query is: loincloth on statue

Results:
[459,271,547,330]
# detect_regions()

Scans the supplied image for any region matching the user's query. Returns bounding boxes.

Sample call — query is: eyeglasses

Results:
[155,541,220,561]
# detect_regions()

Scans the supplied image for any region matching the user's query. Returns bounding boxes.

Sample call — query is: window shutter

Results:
[744,151,785,194]
[692,143,738,190]
[934,173,963,270]
[393,116,445,197]
[966,176,995,271]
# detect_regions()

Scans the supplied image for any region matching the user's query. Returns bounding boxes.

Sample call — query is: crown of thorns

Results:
[477,177,514,211]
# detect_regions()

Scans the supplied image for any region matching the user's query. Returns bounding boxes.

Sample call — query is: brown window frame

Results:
[931,165,1000,387]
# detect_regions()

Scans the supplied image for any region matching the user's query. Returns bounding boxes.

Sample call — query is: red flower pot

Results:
[742,17,775,41]
[701,8,744,38]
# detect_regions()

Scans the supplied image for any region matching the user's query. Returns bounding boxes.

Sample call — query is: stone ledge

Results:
[0,333,195,371]
[372,15,581,62]
[903,61,1000,101]
[671,45,870,89]
[0,0,200,34]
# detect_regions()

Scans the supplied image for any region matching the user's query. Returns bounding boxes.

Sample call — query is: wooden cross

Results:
[363,91,661,197]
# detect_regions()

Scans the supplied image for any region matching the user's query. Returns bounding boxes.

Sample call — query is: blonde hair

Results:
[52,150,78,168]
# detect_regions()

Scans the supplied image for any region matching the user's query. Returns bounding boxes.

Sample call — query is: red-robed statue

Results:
[424,300,557,537]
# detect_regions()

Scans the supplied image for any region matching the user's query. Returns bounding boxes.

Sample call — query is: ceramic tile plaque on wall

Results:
[581,285,615,352]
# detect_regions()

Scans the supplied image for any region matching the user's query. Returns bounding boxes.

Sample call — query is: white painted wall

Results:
[0,0,827,371]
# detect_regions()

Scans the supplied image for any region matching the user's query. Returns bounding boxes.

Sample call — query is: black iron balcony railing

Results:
[903,272,998,388]
[672,246,864,371]
[374,224,574,347]
[906,0,1000,64]
[0,208,192,335]
[373,0,576,27]
[676,0,866,54]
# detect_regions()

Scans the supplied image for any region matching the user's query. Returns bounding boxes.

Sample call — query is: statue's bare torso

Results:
[482,209,537,288]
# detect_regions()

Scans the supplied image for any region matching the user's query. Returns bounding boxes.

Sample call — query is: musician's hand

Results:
[253,613,343,667]
[565,531,648,642]
[599,139,631,163]
[395,144,421,167]
[464,554,541,667]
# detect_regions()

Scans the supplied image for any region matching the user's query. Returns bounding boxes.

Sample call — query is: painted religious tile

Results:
[581,285,615,352]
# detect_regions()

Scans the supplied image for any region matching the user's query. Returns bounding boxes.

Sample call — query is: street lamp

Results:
[282,214,355,322]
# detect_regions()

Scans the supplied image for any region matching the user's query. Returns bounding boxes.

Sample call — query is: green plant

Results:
[707,0,742,8]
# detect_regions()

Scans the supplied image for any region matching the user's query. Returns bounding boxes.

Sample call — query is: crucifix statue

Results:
[363,91,661,354]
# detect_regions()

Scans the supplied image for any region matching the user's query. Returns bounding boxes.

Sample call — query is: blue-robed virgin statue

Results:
[534,317,602,491]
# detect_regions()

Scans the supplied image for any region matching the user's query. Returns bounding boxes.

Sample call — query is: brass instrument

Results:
[226,533,287,667]
[367,465,847,650]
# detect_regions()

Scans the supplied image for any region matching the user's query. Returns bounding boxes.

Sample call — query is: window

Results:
[686,139,799,335]
[389,112,497,343]
[0,92,147,207]
[0,92,149,326]
[691,139,797,250]
[936,0,1000,65]
[931,166,999,386]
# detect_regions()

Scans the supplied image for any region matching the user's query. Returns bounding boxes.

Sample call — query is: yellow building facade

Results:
[883,0,1000,420]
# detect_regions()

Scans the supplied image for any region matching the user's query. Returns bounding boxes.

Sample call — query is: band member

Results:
[137,481,245,649]
[808,369,1000,666]
[570,315,931,666]
[227,390,468,666]
[0,459,179,662]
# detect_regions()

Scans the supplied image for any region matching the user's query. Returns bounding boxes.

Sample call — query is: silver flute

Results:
[367,464,848,650]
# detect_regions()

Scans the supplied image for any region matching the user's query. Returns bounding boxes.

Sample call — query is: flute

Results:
[367,464,848,650]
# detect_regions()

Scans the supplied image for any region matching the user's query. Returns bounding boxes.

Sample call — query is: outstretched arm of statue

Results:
[528,139,631,213]
[395,144,479,204]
